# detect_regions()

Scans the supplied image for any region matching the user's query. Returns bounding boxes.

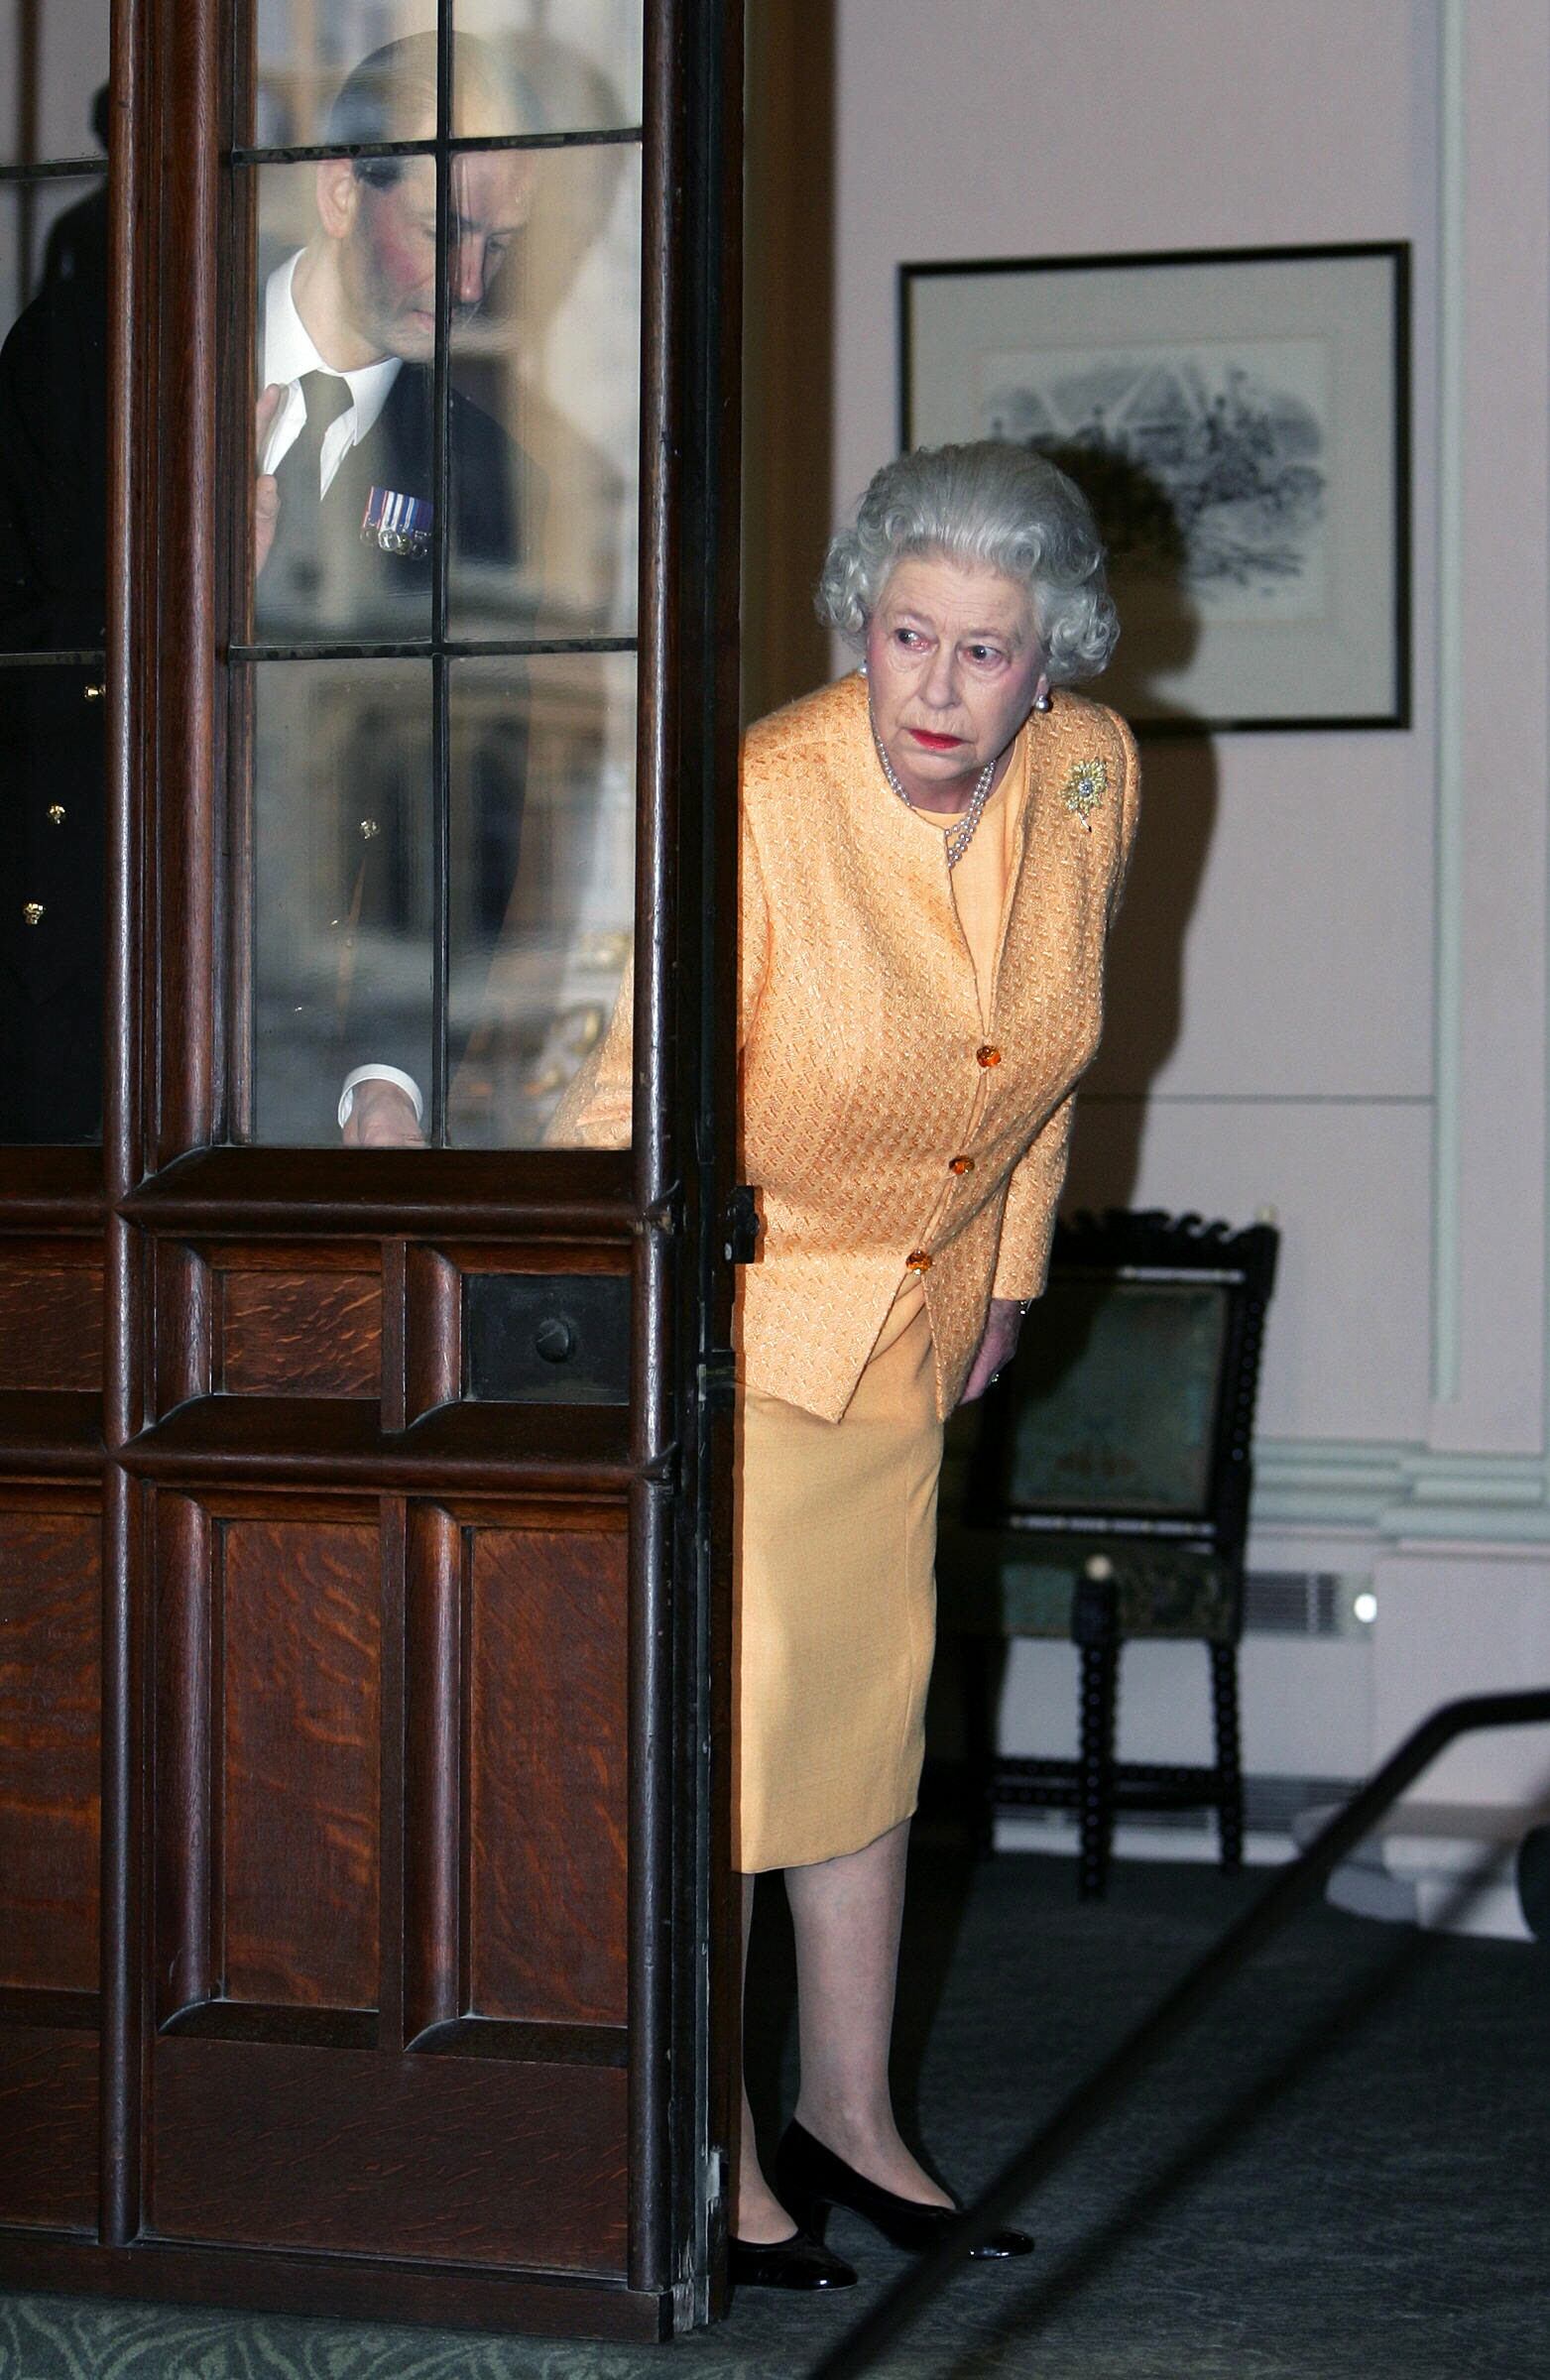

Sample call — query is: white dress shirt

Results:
[260,253,401,494]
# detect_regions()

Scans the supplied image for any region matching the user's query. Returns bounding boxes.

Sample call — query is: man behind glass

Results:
[250,36,541,1148]
[254,34,538,644]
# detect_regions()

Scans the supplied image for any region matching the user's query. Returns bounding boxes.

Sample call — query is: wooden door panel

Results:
[0,2030,98,2233]
[0,1503,101,1994]
[0,1248,103,1392]
[150,2038,627,2273]
[218,1266,383,1399]
[220,1514,383,2010]
[467,1525,629,2029]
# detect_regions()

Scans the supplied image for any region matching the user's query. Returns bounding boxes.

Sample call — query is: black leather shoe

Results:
[774,2118,1034,2260]
[728,2226,858,2290]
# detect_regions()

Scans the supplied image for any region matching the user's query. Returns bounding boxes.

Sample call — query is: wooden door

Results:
[0,0,742,2339]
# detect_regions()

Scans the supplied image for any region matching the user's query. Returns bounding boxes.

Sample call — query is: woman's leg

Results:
[734,1871,799,2241]
[784,1818,951,2203]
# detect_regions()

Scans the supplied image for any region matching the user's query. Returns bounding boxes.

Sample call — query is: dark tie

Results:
[280,369,352,502]
[260,372,353,628]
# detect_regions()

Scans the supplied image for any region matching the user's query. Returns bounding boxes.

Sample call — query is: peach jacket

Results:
[551,670,1139,1421]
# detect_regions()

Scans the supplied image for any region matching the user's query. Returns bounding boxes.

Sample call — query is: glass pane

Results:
[451,144,640,640]
[252,2,426,148]
[249,659,434,1144]
[0,174,109,1146]
[449,653,634,1148]
[250,6,641,146]
[453,4,644,135]
[0,4,111,166]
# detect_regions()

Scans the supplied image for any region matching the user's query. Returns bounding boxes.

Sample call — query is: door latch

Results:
[724,1183,761,1265]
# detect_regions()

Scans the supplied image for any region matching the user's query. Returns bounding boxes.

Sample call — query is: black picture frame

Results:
[900,242,1411,735]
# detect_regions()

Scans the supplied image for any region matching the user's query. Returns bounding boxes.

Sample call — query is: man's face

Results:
[332,147,533,365]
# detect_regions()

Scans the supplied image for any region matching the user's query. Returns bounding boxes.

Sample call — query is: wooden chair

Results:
[938,1209,1279,1898]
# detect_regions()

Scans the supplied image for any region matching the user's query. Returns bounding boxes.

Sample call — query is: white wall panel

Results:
[1373,1556,1550,1804]
[1087,735,1435,1102]
[833,0,1413,535]
[999,1634,1372,1782]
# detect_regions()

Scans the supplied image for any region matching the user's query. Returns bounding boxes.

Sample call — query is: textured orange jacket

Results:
[552,670,1139,1420]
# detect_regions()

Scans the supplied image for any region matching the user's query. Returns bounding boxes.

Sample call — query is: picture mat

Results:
[904,250,1405,729]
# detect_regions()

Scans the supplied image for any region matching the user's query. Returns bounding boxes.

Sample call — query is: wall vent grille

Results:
[1244,1570,1367,1636]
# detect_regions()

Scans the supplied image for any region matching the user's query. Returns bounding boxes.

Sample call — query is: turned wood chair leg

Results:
[1210,1639,1245,1872]
[1077,1636,1119,1900]
[961,1632,999,1856]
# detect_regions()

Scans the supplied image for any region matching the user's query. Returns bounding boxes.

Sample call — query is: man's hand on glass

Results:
[341,1080,427,1147]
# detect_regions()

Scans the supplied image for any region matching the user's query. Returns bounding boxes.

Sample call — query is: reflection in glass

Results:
[0,4,111,167]
[252,1,424,148]
[249,660,434,1144]
[449,654,634,1148]
[453,3,644,136]
[451,144,640,641]
[250,5,641,146]
[0,167,110,1144]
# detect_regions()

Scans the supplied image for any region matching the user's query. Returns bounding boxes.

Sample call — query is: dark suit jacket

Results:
[0,221,109,1144]
[256,362,537,643]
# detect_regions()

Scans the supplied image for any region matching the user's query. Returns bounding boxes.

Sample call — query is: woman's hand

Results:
[958,1295,1024,1406]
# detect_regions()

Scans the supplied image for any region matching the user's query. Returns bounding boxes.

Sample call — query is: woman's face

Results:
[864,554,1049,814]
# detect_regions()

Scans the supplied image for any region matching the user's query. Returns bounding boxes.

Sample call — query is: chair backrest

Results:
[965,1209,1279,1557]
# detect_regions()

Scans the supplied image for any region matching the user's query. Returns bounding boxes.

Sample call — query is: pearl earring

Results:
[1033,688,1052,713]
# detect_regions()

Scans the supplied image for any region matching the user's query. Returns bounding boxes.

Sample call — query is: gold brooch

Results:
[1061,757,1108,828]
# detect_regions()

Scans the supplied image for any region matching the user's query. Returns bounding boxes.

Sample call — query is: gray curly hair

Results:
[815,439,1119,683]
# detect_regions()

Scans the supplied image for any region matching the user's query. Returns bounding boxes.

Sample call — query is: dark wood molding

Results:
[0,1989,101,2032]
[0,1393,103,1473]
[0,2235,670,2341]
[0,1152,105,1234]
[404,1501,461,2043]
[120,1147,636,1240]
[120,1396,636,1489]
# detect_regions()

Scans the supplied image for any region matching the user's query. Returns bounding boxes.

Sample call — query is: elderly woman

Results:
[553,438,1137,2288]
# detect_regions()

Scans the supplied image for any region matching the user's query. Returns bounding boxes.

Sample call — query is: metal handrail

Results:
[810,1687,1550,2379]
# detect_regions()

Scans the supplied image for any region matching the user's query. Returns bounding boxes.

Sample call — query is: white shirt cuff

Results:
[337,1064,425,1130]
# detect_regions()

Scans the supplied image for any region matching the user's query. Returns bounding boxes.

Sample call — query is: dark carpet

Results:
[3,1849,1547,2379]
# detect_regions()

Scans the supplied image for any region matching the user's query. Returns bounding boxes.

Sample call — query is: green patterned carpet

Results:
[4,1849,1548,2379]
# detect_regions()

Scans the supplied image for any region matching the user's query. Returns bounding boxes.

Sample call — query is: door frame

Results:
[0,0,743,2337]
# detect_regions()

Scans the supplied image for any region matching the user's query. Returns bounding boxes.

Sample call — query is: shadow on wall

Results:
[1039,440,1220,1216]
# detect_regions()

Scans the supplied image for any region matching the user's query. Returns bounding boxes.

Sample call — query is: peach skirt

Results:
[732,1286,943,1872]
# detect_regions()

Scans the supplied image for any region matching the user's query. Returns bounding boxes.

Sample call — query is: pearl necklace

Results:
[870,710,996,870]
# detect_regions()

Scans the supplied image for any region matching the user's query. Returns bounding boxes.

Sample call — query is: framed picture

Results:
[900,243,1410,734]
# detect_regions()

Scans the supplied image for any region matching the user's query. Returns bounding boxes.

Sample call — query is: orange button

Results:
[949,1155,975,1175]
[904,1250,933,1273]
[976,1043,1002,1068]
